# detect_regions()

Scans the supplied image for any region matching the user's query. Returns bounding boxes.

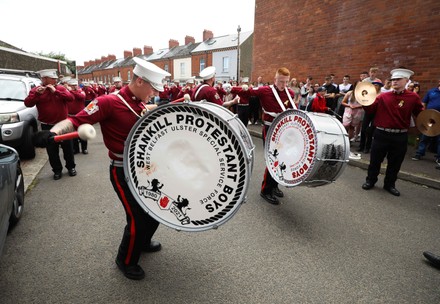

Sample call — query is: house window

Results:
[127,71,131,81]
[164,64,169,72]
[180,62,185,77]
[223,57,229,73]
[200,58,205,72]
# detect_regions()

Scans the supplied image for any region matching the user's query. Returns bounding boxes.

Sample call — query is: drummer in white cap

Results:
[109,76,123,93]
[191,66,239,108]
[33,57,171,280]
[361,68,424,197]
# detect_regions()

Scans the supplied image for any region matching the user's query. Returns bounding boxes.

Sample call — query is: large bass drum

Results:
[265,109,349,187]
[124,102,254,232]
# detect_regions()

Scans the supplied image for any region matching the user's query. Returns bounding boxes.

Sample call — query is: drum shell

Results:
[123,102,254,232]
[264,109,349,187]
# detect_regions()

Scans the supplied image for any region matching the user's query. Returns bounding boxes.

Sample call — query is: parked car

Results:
[0,70,42,159]
[0,144,24,257]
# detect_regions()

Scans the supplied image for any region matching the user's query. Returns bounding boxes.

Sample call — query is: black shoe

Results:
[362,182,374,190]
[363,148,370,154]
[273,188,284,198]
[260,192,279,205]
[115,259,145,280]
[383,186,400,196]
[411,155,421,161]
[68,168,77,176]
[53,172,62,180]
[82,150,88,154]
[143,240,162,253]
[423,251,440,268]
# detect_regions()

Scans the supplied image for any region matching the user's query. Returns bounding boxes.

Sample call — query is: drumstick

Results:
[53,124,96,142]
[328,109,342,120]
[171,94,191,103]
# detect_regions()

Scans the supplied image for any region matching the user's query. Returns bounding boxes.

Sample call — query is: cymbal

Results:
[354,82,377,106]
[416,109,440,136]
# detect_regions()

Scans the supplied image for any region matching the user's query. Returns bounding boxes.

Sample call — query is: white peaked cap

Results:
[390,68,414,80]
[67,79,78,85]
[61,76,71,83]
[38,69,58,79]
[186,77,195,84]
[113,76,122,82]
[199,66,216,80]
[133,57,171,92]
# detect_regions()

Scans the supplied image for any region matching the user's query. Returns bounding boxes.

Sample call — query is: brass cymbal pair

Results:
[353,82,440,136]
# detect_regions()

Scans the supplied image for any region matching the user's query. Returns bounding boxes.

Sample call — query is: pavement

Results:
[21,123,440,194]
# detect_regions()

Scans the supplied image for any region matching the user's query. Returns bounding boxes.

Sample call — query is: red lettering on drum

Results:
[292,163,309,178]
[271,115,292,142]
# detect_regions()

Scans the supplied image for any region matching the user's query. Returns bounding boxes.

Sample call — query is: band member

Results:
[108,76,123,94]
[235,67,296,204]
[192,66,222,105]
[176,77,195,100]
[361,68,424,196]
[192,66,238,108]
[83,81,97,106]
[24,69,76,180]
[33,58,170,280]
[231,77,251,126]
[97,81,107,96]
[66,79,88,154]
[169,80,181,101]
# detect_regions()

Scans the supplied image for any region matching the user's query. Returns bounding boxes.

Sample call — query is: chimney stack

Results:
[185,35,195,45]
[203,29,214,41]
[124,50,133,58]
[108,54,117,60]
[133,47,142,56]
[143,45,153,55]
[169,39,179,49]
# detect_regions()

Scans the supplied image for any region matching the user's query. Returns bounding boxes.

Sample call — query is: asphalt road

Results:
[0,129,439,303]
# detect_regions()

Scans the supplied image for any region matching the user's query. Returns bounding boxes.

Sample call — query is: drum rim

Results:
[123,102,252,232]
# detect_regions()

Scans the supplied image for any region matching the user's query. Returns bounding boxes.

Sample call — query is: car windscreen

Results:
[0,79,27,101]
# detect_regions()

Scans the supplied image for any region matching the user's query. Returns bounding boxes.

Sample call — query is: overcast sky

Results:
[2,0,255,66]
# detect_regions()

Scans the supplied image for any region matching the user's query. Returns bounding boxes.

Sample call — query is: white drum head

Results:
[265,110,319,187]
[124,103,251,232]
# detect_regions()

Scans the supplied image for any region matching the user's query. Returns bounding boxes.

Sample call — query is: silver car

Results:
[0,144,24,257]
[0,71,42,159]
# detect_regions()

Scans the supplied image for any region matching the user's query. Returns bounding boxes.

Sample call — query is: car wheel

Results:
[9,165,24,227]
[19,126,36,159]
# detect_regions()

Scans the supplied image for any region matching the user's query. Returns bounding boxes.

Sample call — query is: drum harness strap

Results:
[263,85,297,126]
[194,84,209,100]
[109,93,149,166]
[116,93,149,119]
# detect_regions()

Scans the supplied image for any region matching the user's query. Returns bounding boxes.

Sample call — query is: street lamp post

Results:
[236,25,241,82]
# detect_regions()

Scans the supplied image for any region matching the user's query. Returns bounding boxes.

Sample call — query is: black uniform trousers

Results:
[261,124,279,194]
[110,165,159,266]
[72,138,88,154]
[41,123,75,173]
[249,96,260,124]
[366,129,408,188]
[237,104,250,126]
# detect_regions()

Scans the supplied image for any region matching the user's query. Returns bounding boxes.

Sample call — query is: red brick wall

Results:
[253,0,440,92]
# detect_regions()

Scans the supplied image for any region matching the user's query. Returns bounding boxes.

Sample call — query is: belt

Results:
[376,127,408,133]
[110,159,123,167]
[237,104,249,106]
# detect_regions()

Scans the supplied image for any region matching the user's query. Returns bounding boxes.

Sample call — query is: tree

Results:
[36,51,76,75]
